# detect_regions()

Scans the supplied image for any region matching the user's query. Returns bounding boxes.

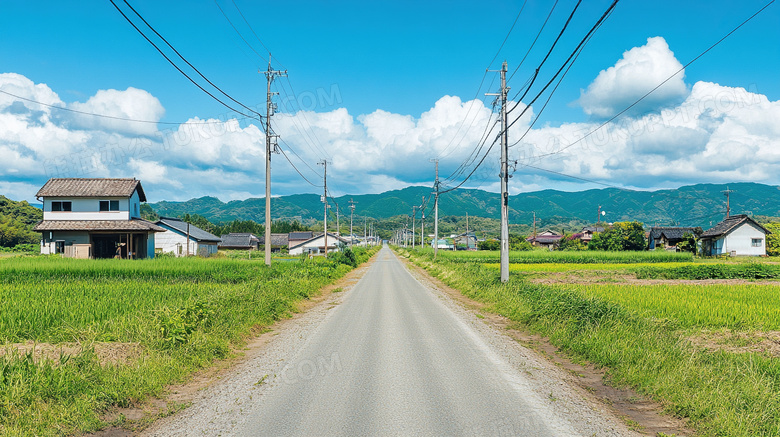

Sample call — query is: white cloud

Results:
[578,37,688,118]
[68,87,164,136]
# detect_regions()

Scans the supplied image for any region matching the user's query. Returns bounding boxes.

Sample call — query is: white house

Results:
[155,217,221,257]
[33,178,163,259]
[700,214,770,256]
[289,233,349,255]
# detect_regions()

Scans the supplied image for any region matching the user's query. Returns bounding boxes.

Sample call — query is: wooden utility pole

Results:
[420,196,425,247]
[263,55,287,266]
[412,206,417,249]
[723,186,734,218]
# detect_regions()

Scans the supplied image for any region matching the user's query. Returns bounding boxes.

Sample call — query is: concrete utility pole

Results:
[349,199,357,247]
[420,196,425,247]
[533,211,537,239]
[263,55,287,267]
[364,217,367,246]
[430,159,440,260]
[318,160,329,258]
[597,205,602,224]
[412,206,417,249]
[487,61,510,282]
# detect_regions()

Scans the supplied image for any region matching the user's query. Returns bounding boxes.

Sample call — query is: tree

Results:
[558,234,587,251]
[509,234,533,251]
[478,239,500,251]
[588,221,646,251]
[764,223,780,256]
[675,232,698,254]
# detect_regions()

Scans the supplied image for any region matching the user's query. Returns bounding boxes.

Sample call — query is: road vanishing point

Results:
[145,246,635,436]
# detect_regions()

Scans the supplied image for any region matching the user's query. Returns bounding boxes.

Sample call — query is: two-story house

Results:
[33,178,164,259]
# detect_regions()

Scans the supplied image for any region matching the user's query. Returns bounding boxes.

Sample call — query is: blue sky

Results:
[1,1,779,203]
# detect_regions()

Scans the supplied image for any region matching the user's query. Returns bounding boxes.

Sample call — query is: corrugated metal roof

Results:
[36,178,146,201]
[156,217,221,242]
[33,219,164,232]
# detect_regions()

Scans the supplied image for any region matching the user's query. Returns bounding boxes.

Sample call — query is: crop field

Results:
[0,248,377,436]
[399,247,780,437]
[424,247,695,263]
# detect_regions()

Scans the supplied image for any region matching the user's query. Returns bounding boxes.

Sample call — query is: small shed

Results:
[700,215,770,256]
[155,217,221,257]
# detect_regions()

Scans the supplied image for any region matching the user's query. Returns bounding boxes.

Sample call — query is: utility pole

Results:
[263,55,287,267]
[364,217,367,247]
[597,205,602,224]
[533,211,537,239]
[430,158,440,260]
[723,186,734,218]
[420,196,425,248]
[318,160,329,258]
[412,206,417,249]
[487,61,509,283]
[336,207,340,237]
[349,199,357,247]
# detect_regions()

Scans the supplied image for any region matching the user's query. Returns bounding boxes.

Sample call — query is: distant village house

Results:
[700,214,770,256]
[647,227,702,250]
[155,217,221,257]
[218,233,261,250]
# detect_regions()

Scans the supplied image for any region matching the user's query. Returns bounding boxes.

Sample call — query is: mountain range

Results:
[148,182,780,228]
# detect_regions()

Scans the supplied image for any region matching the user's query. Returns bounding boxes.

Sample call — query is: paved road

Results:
[147,246,631,436]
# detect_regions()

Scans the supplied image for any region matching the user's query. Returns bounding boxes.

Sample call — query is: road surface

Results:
[145,246,634,436]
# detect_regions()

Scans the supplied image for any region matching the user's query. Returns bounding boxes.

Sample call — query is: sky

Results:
[1,0,779,204]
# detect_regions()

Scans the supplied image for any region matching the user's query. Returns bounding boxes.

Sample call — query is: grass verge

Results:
[0,246,379,436]
[398,247,780,437]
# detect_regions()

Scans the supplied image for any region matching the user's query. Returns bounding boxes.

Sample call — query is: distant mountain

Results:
[147,183,780,228]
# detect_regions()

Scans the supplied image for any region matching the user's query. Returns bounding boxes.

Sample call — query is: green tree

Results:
[588,221,646,251]
[478,239,500,251]
[765,223,780,256]
[675,232,698,254]
[509,234,533,251]
[558,234,587,251]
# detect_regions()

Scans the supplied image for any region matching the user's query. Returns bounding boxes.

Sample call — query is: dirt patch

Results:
[90,253,381,436]
[398,254,694,437]
[0,341,141,366]
[689,329,780,358]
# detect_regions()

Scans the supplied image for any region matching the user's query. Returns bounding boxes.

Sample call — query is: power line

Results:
[507,0,560,83]
[109,0,264,126]
[229,0,275,65]
[486,0,528,69]
[533,0,775,160]
[0,89,237,125]
[212,0,268,63]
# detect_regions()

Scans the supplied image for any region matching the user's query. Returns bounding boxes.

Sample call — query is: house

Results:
[579,226,605,243]
[219,233,261,250]
[33,178,163,259]
[432,239,454,250]
[288,231,314,248]
[454,232,477,250]
[155,217,221,257]
[700,214,770,256]
[647,227,702,250]
[259,233,289,252]
[289,232,349,255]
[526,230,563,249]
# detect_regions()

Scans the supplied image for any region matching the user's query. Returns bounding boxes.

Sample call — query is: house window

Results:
[100,200,119,211]
[51,201,72,212]
[752,238,763,247]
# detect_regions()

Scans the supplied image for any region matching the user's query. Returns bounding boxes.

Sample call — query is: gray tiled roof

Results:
[156,217,221,242]
[649,227,699,240]
[288,231,314,241]
[700,215,770,238]
[33,219,164,232]
[219,233,261,248]
[259,233,289,246]
[36,178,147,201]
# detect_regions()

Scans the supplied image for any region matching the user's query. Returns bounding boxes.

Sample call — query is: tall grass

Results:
[0,246,379,436]
[399,247,780,437]
[418,248,694,263]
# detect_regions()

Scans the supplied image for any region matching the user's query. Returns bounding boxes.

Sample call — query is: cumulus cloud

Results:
[577,37,688,118]
[68,87,164,136]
